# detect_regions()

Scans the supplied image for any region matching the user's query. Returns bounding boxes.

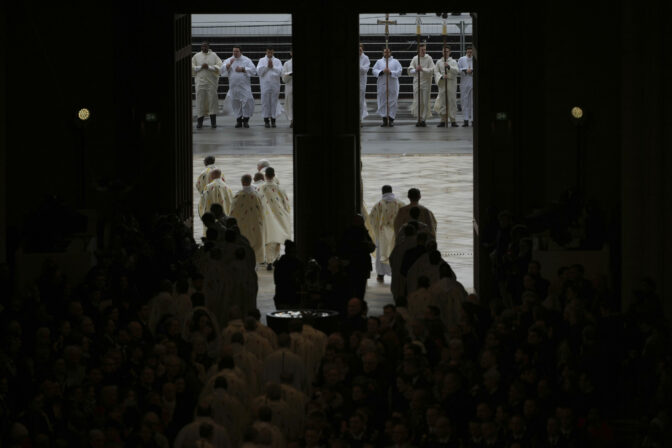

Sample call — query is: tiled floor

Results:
[193,100,473,322]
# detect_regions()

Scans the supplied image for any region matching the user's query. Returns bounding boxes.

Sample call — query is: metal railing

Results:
[191,24,472,102]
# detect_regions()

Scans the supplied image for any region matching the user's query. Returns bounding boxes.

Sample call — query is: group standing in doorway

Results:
[192,41,475,129]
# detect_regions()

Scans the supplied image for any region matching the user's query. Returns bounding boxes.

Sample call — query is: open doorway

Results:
[358,13,474,312]
[191,14,294,318]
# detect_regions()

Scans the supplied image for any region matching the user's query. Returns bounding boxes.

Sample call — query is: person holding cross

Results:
[433,45,460,127]
[408,42,435,127]
[372,48,402,127]
[359,43,370,126]
[458,46,475,126]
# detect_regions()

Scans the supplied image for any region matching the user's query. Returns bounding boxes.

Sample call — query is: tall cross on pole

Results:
[377,13,397,124]
[442,16,449,128]
[415,15,423,126]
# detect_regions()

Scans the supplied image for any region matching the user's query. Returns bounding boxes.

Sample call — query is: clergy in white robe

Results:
[406,277,435,321]
[258,167,291,265]
[433,46,460,126]
[228,247,258,318]
[210,377,248,446]
[257,48,283,126]
[221,46,256,127]
[253,173,265,191]
[368,185,405,279]
[229,333,263,395]
[262,334,309,395]
[251,314,279,350]
[390,229,417,304]
[457,47,474,126]
[406,250,443,296]
[280,382,309,431]
[281,51,293,127]
[203,366,251,407]
[192,42,222,129]
[288,321,320,382]
[251,384,296,439]
[359,44,370,121]
[199,169,234,218]
[196,156,219,194]
[257,159,280,184]
[174,415,231,448]
[408,44,435,124]
[252,417,286,448]
[230,174,265,264]
[301,323,327,360]
[371,48,403,126]
[429,263,468,329]
[393,188,437,238]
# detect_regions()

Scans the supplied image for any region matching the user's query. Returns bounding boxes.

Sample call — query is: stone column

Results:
[292,10,361,259]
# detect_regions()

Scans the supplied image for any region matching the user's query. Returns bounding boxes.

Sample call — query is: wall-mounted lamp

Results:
[78,108,91,121]
[571,106,584,124]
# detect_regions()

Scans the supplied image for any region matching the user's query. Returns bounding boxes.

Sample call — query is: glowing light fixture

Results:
[571,106,583,120]
[78,108,90,121]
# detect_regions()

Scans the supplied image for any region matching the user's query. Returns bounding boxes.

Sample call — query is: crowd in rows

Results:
[0,188,670,447]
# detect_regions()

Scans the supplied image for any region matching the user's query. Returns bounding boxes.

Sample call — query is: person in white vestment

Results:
[199,169,234,218]
[251,383,296,440]
[259,167,291,268]
[433,45,460,127]
[458,46,474,126]
[359,44,370,125]
[257,159,280,184]
[407,249,443,297]
[406,275,435,321]
[228,247,258,318]
[390,226,417,305]
[243,317,274,361]
[368,185,405,282]
[262,333,309,395]
[408,43,435,126]
[248,309,278,349]
[429,263,468,329]
[221,45,256,128]
[221,307,245,345]
[252,406,287,448]
[210,375,249,446]
[282,49,293,128]
[257,47,283,128]
[230,174,265,264]
[372,48,403,127]
[196,156,219,194]
[288,320,320,383]
[192,42,222,129]
[393,188,437,238]
[229,332,263,395]
[174,404,231,448]
[253,172,266,190]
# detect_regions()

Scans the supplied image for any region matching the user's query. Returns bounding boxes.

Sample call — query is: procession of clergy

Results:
[192,41,474,129]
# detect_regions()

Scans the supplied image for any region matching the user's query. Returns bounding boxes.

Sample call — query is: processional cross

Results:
[377,13,397,121]
[415,15,423,126]
[442,16,449,127]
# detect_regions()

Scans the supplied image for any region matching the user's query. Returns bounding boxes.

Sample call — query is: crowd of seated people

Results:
[0,206,670,448]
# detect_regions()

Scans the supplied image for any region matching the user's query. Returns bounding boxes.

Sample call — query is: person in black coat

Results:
[338,214,375,301]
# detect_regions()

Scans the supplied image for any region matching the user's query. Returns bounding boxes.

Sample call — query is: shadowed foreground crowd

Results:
[0,209,670,448]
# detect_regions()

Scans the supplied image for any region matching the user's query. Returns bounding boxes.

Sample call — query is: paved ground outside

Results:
[193,99,473,321]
